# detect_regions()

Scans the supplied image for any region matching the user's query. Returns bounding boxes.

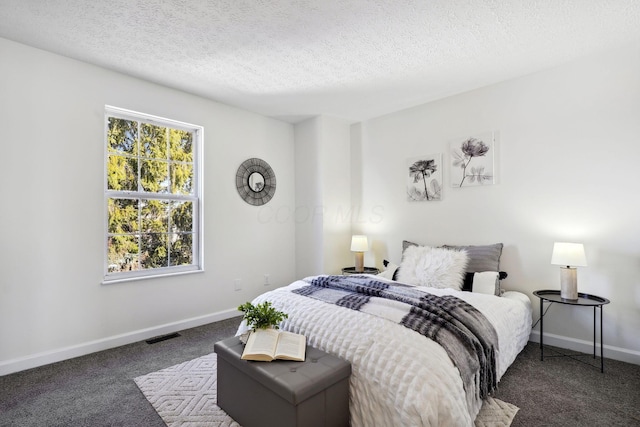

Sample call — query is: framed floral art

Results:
[449,131,495,187]
[407,153,442,201]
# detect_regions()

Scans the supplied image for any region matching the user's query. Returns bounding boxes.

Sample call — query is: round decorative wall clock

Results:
[235,158,276,206]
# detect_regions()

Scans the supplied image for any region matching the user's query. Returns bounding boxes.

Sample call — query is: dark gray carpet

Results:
[1,316,639,426]
[0,317,240,427]
[493,344,640,426]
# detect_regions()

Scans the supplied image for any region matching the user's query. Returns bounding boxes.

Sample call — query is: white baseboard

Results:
[0,309,241,376]
[529,330,640,366]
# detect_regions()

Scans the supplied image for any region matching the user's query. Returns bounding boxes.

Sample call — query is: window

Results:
[104,106,203,282]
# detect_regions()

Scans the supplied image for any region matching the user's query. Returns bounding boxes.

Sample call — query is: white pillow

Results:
[468,271,500,295]
[377,261,399,280]
[396,245,469,290]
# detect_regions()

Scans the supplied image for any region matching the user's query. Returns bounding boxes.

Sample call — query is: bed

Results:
[236,243,532,426]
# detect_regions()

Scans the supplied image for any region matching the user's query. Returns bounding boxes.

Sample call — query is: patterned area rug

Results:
[134,353,519,427]
[475,397,520,427]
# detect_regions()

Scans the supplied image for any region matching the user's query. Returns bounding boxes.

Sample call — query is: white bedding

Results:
[237,275,532,427]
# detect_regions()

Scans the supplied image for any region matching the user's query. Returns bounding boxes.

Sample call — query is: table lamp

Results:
[551,242,587,300]
[350,235,369,273]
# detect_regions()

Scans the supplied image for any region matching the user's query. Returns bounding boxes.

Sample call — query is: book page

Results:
[241,328,279,361]
[274,331,306,361]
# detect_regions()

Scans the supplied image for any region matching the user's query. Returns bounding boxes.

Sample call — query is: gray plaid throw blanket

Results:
[294,275,498,400]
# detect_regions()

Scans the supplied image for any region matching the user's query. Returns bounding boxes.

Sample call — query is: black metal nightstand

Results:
[341,267,380,275]
[533,290,610,372]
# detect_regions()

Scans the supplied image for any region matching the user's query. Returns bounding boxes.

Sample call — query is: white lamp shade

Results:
[551,242,587,267]
[350,235,369,252]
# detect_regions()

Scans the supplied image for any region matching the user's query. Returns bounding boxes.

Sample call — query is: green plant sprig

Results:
[238,301,288,330]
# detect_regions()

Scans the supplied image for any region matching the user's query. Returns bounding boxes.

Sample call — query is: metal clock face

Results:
[236,158,276,206]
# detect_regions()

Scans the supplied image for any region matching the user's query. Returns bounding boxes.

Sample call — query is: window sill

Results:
[102,268,204,285]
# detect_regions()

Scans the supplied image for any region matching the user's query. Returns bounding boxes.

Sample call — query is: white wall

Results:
[0,38,296,374]
[294,116,352,277]
[294,118,324,277]
[353,45,640,364]
[317,116,353,274]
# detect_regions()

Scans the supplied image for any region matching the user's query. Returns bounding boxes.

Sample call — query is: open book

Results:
[241,328,306,362]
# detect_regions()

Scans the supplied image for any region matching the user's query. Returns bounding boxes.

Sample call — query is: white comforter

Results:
[237,275,532,427]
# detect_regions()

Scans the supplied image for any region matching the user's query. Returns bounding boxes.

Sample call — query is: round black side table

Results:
[533,290,610,372]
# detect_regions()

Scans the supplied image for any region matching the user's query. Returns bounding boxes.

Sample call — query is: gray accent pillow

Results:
[442,243,503,272]
[402,240,420,252]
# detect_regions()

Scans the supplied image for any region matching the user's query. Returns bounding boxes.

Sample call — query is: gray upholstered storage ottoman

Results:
[214,336,351,427]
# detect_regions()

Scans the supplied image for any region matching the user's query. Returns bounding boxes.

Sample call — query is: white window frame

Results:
[103,106,204,283]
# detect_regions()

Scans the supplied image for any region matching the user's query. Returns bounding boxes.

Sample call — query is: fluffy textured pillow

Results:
[462,271,500,295]
[396,245,469,290]
[442,243,503,272]
[378,260,399,280]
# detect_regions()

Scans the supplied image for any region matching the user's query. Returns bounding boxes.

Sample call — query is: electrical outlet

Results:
[234,279,241,291]
[264,274,270,286]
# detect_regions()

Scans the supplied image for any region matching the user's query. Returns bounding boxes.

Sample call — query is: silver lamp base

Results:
[560,267,578,300]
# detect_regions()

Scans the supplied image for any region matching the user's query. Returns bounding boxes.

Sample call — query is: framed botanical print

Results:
[449,131,495,187]
[407,153,442,201]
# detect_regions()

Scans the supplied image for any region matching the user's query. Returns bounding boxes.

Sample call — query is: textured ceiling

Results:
[1,0,640,123]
